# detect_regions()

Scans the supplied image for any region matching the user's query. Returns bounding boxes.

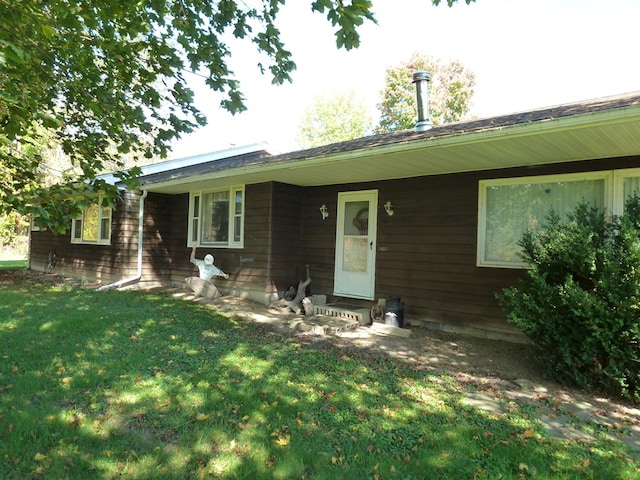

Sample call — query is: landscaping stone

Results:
[370,321,412,337]
[461,393,510,416]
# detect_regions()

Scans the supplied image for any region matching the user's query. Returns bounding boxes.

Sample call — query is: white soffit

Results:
[144,107,640,194]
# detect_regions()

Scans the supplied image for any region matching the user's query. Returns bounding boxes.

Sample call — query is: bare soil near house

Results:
[3,269,639,436]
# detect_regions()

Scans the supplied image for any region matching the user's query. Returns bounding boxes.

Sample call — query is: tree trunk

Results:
[269,273,312,315]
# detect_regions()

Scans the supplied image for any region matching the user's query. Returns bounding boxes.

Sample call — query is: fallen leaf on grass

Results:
[196,413,210,421]
[274,434,290,446]
[34,453,47,462]
[68,413,83,430]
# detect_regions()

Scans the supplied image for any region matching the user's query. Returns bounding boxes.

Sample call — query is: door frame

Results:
[333,189,378,300]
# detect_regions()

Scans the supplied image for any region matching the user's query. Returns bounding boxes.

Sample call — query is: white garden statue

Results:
[185,244,229,298]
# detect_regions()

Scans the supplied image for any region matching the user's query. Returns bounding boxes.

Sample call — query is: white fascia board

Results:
[138,142,272,176]
[97,142,272,186]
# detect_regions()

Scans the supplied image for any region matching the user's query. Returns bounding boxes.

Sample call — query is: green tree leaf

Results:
[1,1,473,232]
[296,89,373,148]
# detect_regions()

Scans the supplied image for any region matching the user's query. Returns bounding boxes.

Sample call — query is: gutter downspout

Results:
[97,189,148,291]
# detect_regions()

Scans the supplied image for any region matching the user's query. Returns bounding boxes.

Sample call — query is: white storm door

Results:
[333,190,378,300]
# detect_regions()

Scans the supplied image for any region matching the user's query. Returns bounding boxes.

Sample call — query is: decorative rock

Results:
[371,322,412,338]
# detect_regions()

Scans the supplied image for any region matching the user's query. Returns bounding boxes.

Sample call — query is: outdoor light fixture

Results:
[319,204,329,220]
[384,201,394,216]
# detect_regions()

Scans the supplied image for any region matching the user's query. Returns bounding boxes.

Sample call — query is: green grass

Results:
[0,259,27,270]
[0,277,638,479]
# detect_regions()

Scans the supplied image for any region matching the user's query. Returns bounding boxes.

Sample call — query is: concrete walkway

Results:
[461,379,640,453]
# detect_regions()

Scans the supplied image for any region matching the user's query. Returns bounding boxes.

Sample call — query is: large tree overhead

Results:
[376,52,476,133]
[1,0,474,232]
[296,90,373,148]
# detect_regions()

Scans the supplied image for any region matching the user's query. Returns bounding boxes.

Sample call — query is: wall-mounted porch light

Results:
[319,204,329,220]
[384,201,394,216]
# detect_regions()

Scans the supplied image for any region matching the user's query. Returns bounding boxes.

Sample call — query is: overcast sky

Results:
[170,0,640,158]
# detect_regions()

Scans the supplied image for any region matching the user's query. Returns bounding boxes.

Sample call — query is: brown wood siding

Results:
[29,155,640,337]
[298,186,340,295]
[220,183,274,295]
[29,192,141,282]
[269,183,305,293]
[297,156,640,336]
[141,192,182,283]
[153,183,303,298]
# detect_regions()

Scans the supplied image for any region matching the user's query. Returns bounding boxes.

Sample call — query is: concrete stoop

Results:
[291,302,412,338]
[289,315,359,335]
[313,303,371,326]
[178,291,413,338]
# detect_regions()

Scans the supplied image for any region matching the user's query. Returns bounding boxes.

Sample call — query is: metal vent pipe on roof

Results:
[413,70,432,132]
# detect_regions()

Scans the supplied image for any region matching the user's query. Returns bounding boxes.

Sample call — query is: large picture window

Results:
[189,186,244,248]
[71,196,112,245]
[478,172,610,268]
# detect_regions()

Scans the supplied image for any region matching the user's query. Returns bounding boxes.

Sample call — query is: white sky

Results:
[170,0,640,158]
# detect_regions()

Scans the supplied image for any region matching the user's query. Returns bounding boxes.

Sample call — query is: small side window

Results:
[188,186,244,248]
[71,195,112,245]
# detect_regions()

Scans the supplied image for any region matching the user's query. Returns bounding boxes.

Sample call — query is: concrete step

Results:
[289,315,359,334]
[313,303,371,326]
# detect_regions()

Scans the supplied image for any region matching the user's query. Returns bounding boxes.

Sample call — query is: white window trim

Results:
[188,185,245,249]
[477,170,613,269]
[613,168,640,215]
[30,216,41,232]
[71,195,113,245]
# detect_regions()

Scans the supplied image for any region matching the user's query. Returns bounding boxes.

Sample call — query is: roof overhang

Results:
[139,95,640,194]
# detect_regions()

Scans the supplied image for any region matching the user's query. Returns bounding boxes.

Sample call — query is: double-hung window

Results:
[477,171,611,268]
[71,195,113,245]
[188,186,244,248]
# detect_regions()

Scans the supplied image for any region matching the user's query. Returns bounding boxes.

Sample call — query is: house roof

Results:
[139,91,640,194]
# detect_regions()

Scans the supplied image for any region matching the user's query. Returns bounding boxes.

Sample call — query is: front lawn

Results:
[0,277,638,479]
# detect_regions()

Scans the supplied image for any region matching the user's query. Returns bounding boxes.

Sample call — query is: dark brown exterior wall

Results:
[29,191,141,282]
[29,155,640,339]
[156,183,305,300]
[296,156,640,338]
[29,185,305,297]
[141,192,183,284]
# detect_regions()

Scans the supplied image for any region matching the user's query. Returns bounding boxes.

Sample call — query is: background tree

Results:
[376,52,476,133]
[1,0,473,233]
[0,211,28,258]
[296,90,373,148]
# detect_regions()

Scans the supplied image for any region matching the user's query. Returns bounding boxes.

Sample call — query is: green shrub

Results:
[498,197,640,401]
